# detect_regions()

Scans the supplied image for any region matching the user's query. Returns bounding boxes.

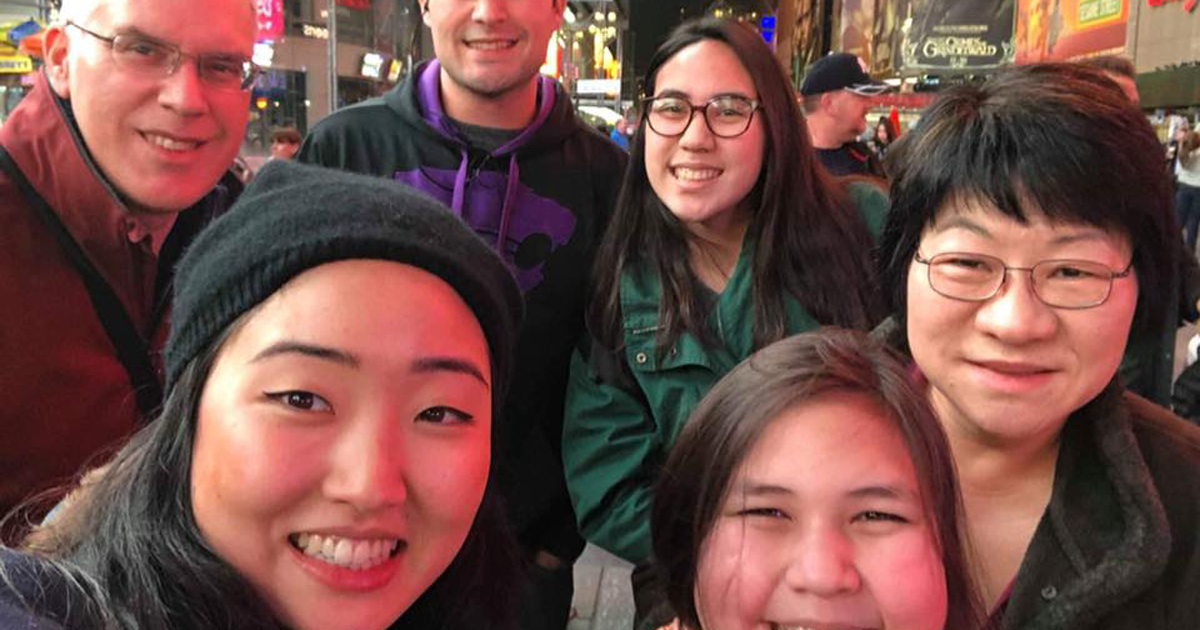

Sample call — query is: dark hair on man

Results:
[4,324,520,630]
[269,126,302,144]
[590,17,883,355]
[652,328,983,630]
[878,63,1177,338]
[1080,54,1136,79]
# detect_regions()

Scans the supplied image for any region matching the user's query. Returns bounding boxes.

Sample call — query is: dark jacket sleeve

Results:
[562,337,660,565]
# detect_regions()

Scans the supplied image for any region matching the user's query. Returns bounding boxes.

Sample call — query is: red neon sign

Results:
[256,0,284,40]
[1147,0,1197,11]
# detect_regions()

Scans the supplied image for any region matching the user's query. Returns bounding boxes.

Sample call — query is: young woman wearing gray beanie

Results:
[0,160,525,630]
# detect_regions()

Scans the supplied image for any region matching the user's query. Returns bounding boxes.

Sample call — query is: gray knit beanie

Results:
[165,160,524,406]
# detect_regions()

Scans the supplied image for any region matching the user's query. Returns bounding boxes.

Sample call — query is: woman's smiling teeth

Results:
[290,533,402,570]
[672,166,722,182]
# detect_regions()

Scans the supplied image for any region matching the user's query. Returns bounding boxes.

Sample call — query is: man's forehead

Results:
[427,0,563,11]
[72,0,257,47]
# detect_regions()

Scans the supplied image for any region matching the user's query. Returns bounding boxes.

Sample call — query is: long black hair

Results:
[7,323,520,630]
[589,17,883,356]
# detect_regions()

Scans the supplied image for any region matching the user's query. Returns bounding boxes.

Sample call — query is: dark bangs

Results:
[880,63,1177,336]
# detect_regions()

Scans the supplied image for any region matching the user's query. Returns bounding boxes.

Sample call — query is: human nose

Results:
[472,0,510,22]
[784,525,861,596]
[974,270,1059,343]
[323,410,407,513]
[157,57,209,115]
[678,106,716,151]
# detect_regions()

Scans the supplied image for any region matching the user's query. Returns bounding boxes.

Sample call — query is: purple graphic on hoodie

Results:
[393,166,576,291]
[390,60,578,293]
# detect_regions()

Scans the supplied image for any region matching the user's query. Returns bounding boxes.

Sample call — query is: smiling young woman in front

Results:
[0,161,525,630]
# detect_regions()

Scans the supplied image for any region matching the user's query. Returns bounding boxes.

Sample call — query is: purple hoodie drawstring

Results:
[415,59,557,253]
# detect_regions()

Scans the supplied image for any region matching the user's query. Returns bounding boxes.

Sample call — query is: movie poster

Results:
[898,0,1016,71]
[1014,0,1128,62]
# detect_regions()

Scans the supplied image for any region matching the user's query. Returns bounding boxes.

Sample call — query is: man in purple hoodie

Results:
[297,1,627,628]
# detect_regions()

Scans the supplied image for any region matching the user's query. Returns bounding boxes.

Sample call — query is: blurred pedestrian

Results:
[800,52,888,177]
[268,126,302,160]
[868,114,897,161]
[1079,55,1200,407]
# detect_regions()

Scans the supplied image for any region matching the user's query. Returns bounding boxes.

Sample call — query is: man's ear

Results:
[818,90,838,111]
[43,25,72,99]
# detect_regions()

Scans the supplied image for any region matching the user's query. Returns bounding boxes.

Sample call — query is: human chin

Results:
[115,154,229,212]
[453,64,533,98]
[263,542,422,630]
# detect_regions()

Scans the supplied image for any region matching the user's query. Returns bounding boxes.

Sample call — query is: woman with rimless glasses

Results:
[562,17,888,628]
[879,63,1200,630]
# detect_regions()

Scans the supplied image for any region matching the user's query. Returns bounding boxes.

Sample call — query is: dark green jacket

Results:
[562,183,887,564]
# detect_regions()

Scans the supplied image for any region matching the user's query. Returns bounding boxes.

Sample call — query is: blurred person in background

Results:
[799,52,888,178]
[268,126,302,160]
[868,114,898,162]
[1080,55,1200,408]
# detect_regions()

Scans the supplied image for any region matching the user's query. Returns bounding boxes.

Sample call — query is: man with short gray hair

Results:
[0,0,257,537]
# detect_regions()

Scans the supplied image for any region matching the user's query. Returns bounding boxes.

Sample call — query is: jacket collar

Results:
[1006,383,1171,628]
[873,316,1172,627]
[0,70,131,252]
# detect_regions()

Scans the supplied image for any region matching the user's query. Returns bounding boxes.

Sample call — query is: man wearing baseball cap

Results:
[800,52,889,177]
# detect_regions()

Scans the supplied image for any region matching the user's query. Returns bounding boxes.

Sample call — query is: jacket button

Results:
[635,352,648,365]
[1040,585,1058,600]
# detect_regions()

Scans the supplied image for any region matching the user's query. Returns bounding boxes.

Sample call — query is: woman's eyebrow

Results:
[931,215,992,238]
[411,356,489,387]
[845,484,917,501]
[654,88,690,99]
[733,480,794,498]
[250,341,359,367]
[1049,230,1112,246]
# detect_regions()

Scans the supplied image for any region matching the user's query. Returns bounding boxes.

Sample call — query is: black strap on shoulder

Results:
[0,145,163,420]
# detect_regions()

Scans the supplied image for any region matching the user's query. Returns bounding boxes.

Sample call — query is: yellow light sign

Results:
[0,54,33,73]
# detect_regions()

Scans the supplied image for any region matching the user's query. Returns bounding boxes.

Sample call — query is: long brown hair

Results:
[589,18,883,357]
[652,329,983,630]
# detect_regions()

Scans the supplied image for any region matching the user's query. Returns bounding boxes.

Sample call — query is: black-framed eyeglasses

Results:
[641,94,760,139]
[914,251,1134,309]
[66,21,259,91]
